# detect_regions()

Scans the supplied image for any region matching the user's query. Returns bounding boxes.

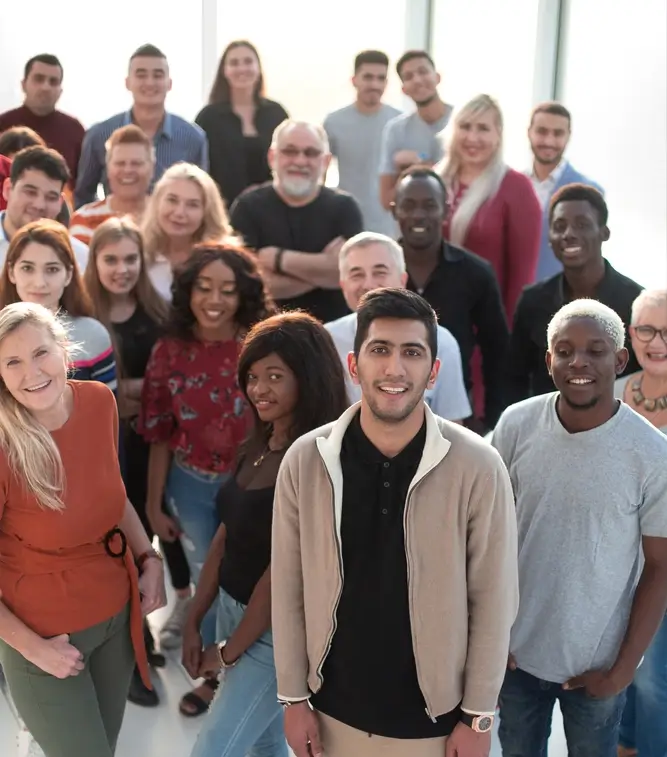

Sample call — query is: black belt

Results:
[103,526,127,559]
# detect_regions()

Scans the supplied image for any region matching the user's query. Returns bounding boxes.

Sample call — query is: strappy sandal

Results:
[178,677,219,717]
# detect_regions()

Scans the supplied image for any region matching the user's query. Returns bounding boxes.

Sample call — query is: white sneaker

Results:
[159,595,191,650]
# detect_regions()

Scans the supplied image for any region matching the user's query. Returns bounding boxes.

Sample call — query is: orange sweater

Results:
[0,380,149,685]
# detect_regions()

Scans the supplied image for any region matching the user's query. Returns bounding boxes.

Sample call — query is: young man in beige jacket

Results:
[271,288,519,757]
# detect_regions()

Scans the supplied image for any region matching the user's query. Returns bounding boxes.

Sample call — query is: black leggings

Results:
[124,427,191,591]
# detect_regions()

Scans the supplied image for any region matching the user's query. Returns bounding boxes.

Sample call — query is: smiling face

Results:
[630,301,667,379]
[0,321,68,416]
[529,111,570,168]
[4,169,64,233]
[126,55,171,108]
[349,317,439,423]
[547,317,628,410]
[340,243,406,311]
[244,352,298,430]
[270,124,330,200]
[190,259,240,337]
[95,236,142,296]
[393,174,447,249]
[9,241,72,311]
[549,199,609,270]
[157,178,205,241]
[399,56,440,106]
[223,44,261,93]
[453,107,501,171]
[107,142,153,201]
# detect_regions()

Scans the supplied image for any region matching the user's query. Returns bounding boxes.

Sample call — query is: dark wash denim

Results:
[498,667,625,757]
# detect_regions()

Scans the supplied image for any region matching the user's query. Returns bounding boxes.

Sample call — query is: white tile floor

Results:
[0,589,569,756]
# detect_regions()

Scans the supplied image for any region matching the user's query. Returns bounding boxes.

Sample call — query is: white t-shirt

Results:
[325,311,471,422]
[0,211,89,272]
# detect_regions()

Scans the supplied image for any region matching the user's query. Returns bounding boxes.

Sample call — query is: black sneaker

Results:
[127,667,159,708]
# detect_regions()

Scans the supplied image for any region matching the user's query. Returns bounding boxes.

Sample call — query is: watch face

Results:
[477,716,493,732]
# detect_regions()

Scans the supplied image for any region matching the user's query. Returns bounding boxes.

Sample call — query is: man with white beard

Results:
[230,119,363,323]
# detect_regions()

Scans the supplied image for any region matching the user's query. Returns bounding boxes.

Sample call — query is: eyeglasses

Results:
[279,146,323,160]
[633,325,667,343]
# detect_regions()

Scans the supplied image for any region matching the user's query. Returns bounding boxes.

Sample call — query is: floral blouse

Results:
[138,336,249,473]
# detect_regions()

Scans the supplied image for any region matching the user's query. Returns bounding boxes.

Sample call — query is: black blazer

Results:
[195,98,288,207]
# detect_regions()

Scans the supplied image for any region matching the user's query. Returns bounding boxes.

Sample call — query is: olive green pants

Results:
[0,604,134,757]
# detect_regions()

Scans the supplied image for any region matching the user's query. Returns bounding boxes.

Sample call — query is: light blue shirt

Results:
[74,110,208,208]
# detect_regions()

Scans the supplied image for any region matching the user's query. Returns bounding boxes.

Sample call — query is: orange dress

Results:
[0,380,150,687]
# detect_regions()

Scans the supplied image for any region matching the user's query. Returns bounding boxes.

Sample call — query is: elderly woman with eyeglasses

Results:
[616,288,667,757]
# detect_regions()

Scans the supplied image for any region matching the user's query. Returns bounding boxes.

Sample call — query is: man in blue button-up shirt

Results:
[74,44,208,208]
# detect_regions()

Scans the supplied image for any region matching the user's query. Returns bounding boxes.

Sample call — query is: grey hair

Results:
[631,289,667,324]
[338,232,406,276]
[270,119,330,154]
[547,299,626,351]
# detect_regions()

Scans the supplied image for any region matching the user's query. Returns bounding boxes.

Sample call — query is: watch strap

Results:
[135,548,163,571]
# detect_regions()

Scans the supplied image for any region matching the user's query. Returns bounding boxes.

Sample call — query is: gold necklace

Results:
[253,442,286,467]
[632,378,667,412]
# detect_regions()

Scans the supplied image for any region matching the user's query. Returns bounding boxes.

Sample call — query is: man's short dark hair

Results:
[549,183,608,226]
[354,50,389,73]
[9,145,70,187]
[530,101,572,129]
[354,288,438,364]
[396,50,435,80]
[130,44,167,63]
[395,166,448,203]
[24,54,63,82]
[0,126,45,157]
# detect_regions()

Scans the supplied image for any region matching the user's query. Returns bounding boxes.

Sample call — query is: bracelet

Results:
[217,640,240,669]
[274,248,286,275]
[135,548,163,571]
[279,698,310,709]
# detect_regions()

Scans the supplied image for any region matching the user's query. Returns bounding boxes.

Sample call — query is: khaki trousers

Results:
[318,711,448,756]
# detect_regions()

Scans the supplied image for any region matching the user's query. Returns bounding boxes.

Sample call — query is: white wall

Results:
[430,0,543,169]
[215,0,409,122]
[557,0,667,287]
[0,0,204,127]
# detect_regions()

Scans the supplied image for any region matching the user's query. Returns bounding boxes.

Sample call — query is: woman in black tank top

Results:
[181,312,348,757]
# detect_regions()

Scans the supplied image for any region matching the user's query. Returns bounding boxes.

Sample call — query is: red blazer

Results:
[444,168,541,322]
[0,155,10,211]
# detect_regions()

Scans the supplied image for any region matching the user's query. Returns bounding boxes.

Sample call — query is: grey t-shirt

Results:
[324,103,401,237]
[325,312,472,421]
[492,393,667,683]
[378,105,453,176]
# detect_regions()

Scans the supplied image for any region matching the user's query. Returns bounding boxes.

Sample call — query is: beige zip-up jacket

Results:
[271,403,519,718]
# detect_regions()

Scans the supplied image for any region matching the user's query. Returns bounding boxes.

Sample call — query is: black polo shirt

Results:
[195,98,289,207]
[310,412,460,738]
[405,241,509,427]
[230,184,363,323]
[506,258,643,404]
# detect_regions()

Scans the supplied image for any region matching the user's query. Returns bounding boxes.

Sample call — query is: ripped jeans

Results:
[165,458,228,646]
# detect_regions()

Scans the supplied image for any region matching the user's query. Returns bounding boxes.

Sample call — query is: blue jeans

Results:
[498,667,626,757]
[165,459,227,647]
[190,589,287,757]
[619,613,667,756]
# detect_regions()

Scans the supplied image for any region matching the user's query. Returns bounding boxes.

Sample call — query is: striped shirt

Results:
[69,198,144,245]
[74,111,208,208]
[61,314,117,391]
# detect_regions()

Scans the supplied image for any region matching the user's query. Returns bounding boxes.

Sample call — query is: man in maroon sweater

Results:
[0,54,85,190]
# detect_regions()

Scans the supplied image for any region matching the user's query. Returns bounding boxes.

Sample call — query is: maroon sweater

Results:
[0,105,85,186]
[444,168,541,323]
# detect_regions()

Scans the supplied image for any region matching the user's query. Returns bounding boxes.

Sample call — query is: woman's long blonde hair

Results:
[0,303,71,511]
[437,94,508,247]
[141,162,236,265]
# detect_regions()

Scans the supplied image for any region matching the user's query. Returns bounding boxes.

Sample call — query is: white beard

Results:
[281,175,317,198]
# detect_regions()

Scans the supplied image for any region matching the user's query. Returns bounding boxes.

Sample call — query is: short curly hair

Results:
[549,183,608,226]
[168,243,275,340]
